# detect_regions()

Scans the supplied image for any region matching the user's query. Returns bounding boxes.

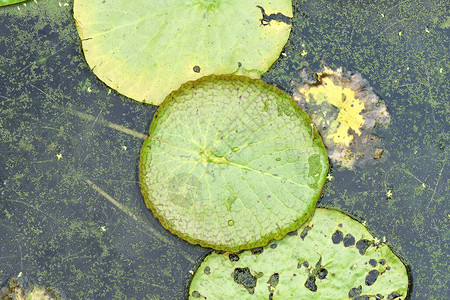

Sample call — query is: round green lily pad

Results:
[189,208,409,299]
[139,75,328,251]
[73,0,293,105]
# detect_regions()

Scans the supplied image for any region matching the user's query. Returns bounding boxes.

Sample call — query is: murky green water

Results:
[0,1,448,299]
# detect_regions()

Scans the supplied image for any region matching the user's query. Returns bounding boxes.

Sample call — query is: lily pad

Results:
[189,208,409,299]
[139,75,328,251]
[0,0,26,7]
[73,0,292,105]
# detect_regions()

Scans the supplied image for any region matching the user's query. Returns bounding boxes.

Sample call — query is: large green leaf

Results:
[139,75,328,251]
[189,208,409,299]
[0,0,26,7]
[73,0,292,105]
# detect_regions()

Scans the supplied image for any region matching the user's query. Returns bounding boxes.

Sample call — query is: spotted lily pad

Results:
[73,0,293,105]
[189,208,409,299]
[139,75,328,251]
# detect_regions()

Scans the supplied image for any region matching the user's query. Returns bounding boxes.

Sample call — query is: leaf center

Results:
[200,148,229,165]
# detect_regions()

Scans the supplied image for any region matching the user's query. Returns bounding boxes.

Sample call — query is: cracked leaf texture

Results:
[139,75,328,251]
[189,208,409,299]
[73,0,292,104]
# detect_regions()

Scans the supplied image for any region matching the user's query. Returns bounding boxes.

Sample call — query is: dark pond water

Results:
[0,0,448,299]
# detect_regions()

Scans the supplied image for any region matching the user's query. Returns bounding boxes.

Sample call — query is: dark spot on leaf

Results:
[303,261,309,268]
[365,269,379,286]
[255,272,264,279]
[343,233,356,247]
[193,65,201,73]
[354,296,370,300]
[287,229,298,236]
[269,292,274,300]
[191,290,201,298]
[232,267,258,294]
[386,266,391,270]
[348,285,362,297]
[251,247,264,255]
[375,294,384,300]
[238,62,242,67]
[356,239,371,255]
[204,266,211,275]
[304,276,317,292]
[215,250,226,254]
[387,291,402,299]
[379,259,386,265]
[332,230,344,244]
[317,268,328,279]
[267,273,280,289]
[256,5,292,26]
[369,259,378,267]
[338,223,343,227]
[300,225,312,240]
[229,253,240,262]
[270,243,277,249]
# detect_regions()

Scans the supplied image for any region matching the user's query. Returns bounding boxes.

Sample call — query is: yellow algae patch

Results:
[292,67,390,169]
[298,68,366,145]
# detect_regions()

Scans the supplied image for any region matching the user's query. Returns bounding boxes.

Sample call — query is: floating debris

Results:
[0,273,65,299]
[292,67,391,169]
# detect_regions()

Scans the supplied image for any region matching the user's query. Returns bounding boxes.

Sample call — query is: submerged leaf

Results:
[139,75,328,251]
[73,0,292,104]
[189,208,409,299]
[292,67,391,169]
